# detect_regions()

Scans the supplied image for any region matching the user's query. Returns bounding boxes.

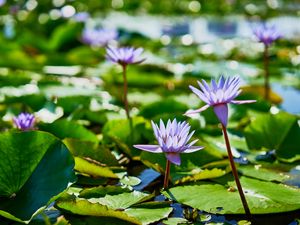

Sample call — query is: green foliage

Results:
[244,112,300,162]
[163,176,300,214]
[0,131,75,223]
[39,119,98,143]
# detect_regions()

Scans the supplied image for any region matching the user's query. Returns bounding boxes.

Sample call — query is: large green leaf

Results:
[79,186,131,199]
[102,117,152,157]
[56,193,171,225]
[138,98,188,119]
[64,139,119,166]
[238,165,290,182]
[56,196,141,224]
[74,157,118,179]
[163,176,300,214]
[244,112,300,162]
[0,131,75,223]
[39,119,98,143]
[88,191,151,210]
[125,202,173,225]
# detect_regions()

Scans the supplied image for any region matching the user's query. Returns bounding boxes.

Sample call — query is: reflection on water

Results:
[103,12,300,43]
[272,83,300,114]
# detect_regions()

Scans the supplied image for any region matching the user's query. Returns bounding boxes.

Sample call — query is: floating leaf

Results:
[244,112,300,162]
[64,139,119,166]
[39,119,98,143]
[56,196,140,224]
[238,165,290,182]
[0,131,75,223]
[74,157,118,179]
[175,168,226,184]
[102,117,151,157]
[79,186,131,199]
[88,191,151,210]
[163,176,300,214]
[125,202,173,225]
[138,98,188,119]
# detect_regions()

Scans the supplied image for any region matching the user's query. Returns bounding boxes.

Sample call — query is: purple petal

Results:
[231,100,256,104]
[182,146,204,153]
[218,76,225,88]
[213,104,228,126]
[184,104,210,116]
[133,145,163,153]
[166,153,181,165]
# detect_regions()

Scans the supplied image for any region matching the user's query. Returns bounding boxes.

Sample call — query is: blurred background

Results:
[0,0,299,124]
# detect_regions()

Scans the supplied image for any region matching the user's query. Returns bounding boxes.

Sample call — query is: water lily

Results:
[253,23,281,46]
[185,76,255,218]
[106,46,145,66]
[134,119,203,188]
[105,46,145,123]
[82,27,117,47]
[185,76,256,126]
[252,24,281,100]
[13,112,35,131]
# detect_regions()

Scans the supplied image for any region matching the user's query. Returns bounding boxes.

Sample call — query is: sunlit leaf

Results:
[74,157,118,179]
[163,176,300,214]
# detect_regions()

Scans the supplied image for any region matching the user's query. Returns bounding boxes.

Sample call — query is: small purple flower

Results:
[73,12,90,22]
[13,113,35,131]
[82,27,117,47]
[134,119,203,165]
[252,24,281,46]
[185,76,256,126]
[106,46,145,66]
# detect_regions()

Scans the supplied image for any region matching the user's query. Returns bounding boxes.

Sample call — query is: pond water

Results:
[273,83,300,114]
[102,12,300,42]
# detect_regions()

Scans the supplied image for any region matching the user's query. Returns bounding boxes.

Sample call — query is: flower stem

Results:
[122,64,131,121]
[221,124,251,219]
[163,159,171,189]
[122,64,133,143]
[263,44,270,100]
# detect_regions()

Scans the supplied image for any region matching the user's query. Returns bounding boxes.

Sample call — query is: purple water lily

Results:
[253,24,281,46]
[106,46,145,123]
[185,76,256,126]
[106,46,145,66]
[13,112,35,131]
[185,76,254,217]
[134,119,203,166]
[252,24,281,100]
[82,27,117,47]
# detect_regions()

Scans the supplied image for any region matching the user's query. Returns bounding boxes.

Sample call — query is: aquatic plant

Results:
[13,112,35,131]
[185,76,256,218]
[134,119,203,188]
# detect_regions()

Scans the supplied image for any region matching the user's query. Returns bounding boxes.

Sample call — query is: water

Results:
[273,83,300,114]
[102,12,300,42]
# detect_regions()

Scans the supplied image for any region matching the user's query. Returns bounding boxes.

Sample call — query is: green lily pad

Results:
[244,111,300,162]
[39,119,98,143]
[64,139,119,166]
[125,202,173,225]
[88,191,151,210]
[0,131,75,223]
[138,98,189,119]
[163,176,300,214]
[74,157,118,179]
[238,165,290,182]
[56,196,141,224]
[56,193,171,225]
[102,117,152,157]
[79,186,131,199]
